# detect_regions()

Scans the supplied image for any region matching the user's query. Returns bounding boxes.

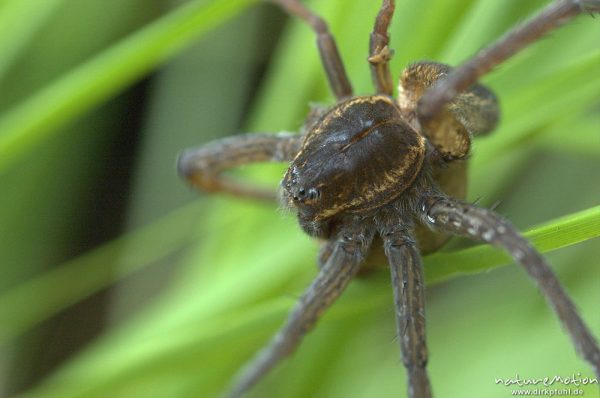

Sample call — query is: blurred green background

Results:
[0,0,599,397]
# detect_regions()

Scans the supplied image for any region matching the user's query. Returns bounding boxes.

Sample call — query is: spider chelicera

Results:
[177,0,600,397]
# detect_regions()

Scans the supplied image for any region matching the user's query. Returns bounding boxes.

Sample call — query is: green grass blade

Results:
[0,201,204,343]
[475,50,600,163]
[17,204,600,398]
[0,0,67,81]
[541,114,600,156]
[2,198,598,347]
[0,0,257,173]
[425,204,600,283]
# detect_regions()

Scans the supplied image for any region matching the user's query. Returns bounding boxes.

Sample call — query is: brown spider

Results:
[177,0,600,397]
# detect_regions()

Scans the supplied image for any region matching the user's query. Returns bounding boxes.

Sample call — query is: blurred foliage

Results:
[0,0,599,398]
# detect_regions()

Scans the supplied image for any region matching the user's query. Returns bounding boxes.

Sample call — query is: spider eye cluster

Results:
[294,187,320,202]
[283,167,321,205]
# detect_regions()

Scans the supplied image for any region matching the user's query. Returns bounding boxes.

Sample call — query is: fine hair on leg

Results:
[417,0,600,131]
[268,0,353,99]
[382,226,432,398]
[419,191,600,378]
[369,0,396,95]
[226,225,373,397]
[177,133,301,201]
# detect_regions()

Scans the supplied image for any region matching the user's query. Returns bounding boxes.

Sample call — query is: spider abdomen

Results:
[282,95,425,223]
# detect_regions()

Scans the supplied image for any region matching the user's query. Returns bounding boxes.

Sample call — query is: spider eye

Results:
[292,187,306,202]
[291,187,320,203]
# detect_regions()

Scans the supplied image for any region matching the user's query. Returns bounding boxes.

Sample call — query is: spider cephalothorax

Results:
[177,1,600,397]
[281,95,426,237]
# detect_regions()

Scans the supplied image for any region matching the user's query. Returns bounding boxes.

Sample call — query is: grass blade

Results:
[0,0,257,173]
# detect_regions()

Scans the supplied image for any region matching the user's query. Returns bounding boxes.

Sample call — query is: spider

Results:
[177,0,600,397]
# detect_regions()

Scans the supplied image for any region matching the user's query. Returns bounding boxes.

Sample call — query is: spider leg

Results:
[268,0,352,99]
[226,227,373,398]
[369,0,395,96]
[417,0,600,129]
[419,192,600,378]
[177,133,301,202]
[317,240,334,269]
[398,62,499,159]
[382,228,432,398]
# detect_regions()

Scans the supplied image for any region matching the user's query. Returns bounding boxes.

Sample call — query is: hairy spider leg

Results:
[226,227,373,398]
[269,0,353,99]
[417,0,600,134]
[369,0,396,96]
[397,61,499,160]
[383,227,432,398]
[420,192,600,378]
[177,133,301,201]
